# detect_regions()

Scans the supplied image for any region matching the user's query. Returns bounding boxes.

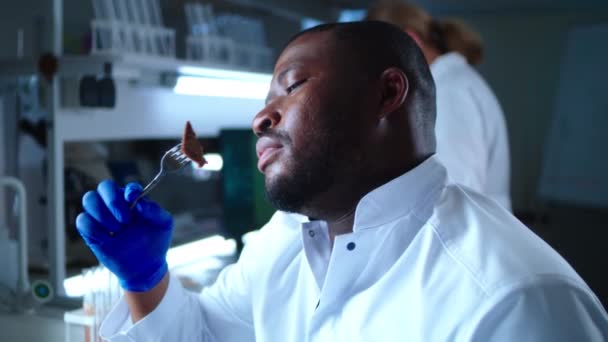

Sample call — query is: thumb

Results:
[124,182,144,203]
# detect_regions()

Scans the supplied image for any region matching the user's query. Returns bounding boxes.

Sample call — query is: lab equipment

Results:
[184,2,273,70]
[90,0,175,57]
[215,14,273,69]
[129,142,192,209]
[31,280,54,303]
[64,265,122,342]
[76,180,173,291]
[2,0,275,301]
[0,177,30,312]
[185,2,235,65]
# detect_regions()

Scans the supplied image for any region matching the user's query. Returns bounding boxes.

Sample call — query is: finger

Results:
[97,180,130,223]
[82,191,122,233]
[124,182,144,203]
[76,212,113,245]
[136,199,173,231]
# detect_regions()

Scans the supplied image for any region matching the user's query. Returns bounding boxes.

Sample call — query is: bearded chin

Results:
[264,155,334,214]
[264,176,307,213]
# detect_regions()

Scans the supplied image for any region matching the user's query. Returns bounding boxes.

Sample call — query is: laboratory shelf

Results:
[0,52,270,80]
[2,51,268,300]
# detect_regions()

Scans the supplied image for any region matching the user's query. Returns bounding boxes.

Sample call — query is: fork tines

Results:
[168,147,191,165]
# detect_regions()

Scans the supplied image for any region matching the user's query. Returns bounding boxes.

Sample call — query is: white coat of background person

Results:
[366,1,512,211]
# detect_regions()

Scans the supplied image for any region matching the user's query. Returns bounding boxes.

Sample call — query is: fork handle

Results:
[129,172,164,210]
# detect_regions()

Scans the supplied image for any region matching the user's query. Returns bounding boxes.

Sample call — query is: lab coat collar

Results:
[352,156,446,231]
[430,52,467,79]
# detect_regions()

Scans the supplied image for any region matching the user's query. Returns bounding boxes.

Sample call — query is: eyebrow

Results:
[265,64,302,105]
[277,64,301,84]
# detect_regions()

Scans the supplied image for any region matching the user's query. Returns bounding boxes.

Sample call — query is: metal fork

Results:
[129,143,191,210]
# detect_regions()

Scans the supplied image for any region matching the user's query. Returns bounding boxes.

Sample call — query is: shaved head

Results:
[285,20,436,137]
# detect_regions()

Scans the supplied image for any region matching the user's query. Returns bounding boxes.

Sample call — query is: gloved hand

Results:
[76,180,173,292]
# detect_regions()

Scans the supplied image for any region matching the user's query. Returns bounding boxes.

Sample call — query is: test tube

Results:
[82,267,95,342]
[102,0,118,21]
[150,0,163,26]
[127,0,142,24]
[184,3,195,35]
[203,4,218,35]
[91,0,104,20]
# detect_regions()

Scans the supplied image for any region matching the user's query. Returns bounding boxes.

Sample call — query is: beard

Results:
[264,141,335,213]
[263,116,356,214]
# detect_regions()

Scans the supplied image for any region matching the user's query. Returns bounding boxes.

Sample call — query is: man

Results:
[367,1,513,210]
[77,21,607,341]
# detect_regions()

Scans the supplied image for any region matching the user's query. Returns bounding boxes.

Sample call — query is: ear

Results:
[378,67,409,119]
[405,29,424,49]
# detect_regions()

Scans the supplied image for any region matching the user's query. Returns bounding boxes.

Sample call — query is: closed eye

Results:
[286,79,306,94]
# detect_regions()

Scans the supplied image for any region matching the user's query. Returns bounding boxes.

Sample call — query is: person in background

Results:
[76,21,607,341]
[367,0,512,211]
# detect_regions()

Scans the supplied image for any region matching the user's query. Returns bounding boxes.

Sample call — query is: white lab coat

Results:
[100,157,607,341]
[432,52,512,211]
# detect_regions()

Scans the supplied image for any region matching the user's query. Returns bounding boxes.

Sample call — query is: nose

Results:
[252,107,281,137]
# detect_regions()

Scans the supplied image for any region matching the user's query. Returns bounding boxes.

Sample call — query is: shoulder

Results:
[428,185,587,295]
[424,186,608,339]
[464,277,608,341]
[250,211,306,243]
[239,211,304,269]
[432,53,477,84]
[432,53,496,100]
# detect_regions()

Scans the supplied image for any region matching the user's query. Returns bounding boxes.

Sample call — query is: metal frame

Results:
[48,0,65,298]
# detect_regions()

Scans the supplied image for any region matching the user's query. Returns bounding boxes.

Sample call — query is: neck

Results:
[421,44,441,65]
[303,153,430,241]
[326,209,356,243]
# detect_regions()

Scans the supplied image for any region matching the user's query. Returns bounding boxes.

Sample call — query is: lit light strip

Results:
[174,66,272,99]
[63,268,112,297]
[166,235,236,268]
[63,235,237,297]
[178,66,272,83]
[174,76,270,99]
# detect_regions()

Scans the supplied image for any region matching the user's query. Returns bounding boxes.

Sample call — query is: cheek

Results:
[283,93,318,130]
[284,91,330,141]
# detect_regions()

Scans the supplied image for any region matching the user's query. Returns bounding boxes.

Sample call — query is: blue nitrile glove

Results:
[75,180,173,292]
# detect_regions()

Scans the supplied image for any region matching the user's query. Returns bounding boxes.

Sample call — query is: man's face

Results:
[252,32,374,213]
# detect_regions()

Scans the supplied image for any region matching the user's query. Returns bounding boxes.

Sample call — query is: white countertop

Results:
[0,307,83,342]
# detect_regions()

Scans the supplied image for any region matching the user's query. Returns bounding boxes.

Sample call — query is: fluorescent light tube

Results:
[63,235,236,297]
[174,67,272,99]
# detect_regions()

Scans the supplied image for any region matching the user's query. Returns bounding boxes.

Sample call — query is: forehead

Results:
[274,31,340,74]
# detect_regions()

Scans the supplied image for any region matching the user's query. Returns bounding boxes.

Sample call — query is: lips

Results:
[256,136,284,172]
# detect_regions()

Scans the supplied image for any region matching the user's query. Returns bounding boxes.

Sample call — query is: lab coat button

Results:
[347,242,356,250]
[308,230,315,237]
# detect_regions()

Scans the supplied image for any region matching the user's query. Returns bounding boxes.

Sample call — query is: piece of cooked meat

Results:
[181,121,207,167]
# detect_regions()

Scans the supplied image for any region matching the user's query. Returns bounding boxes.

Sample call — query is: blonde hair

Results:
[366,0,484,65]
